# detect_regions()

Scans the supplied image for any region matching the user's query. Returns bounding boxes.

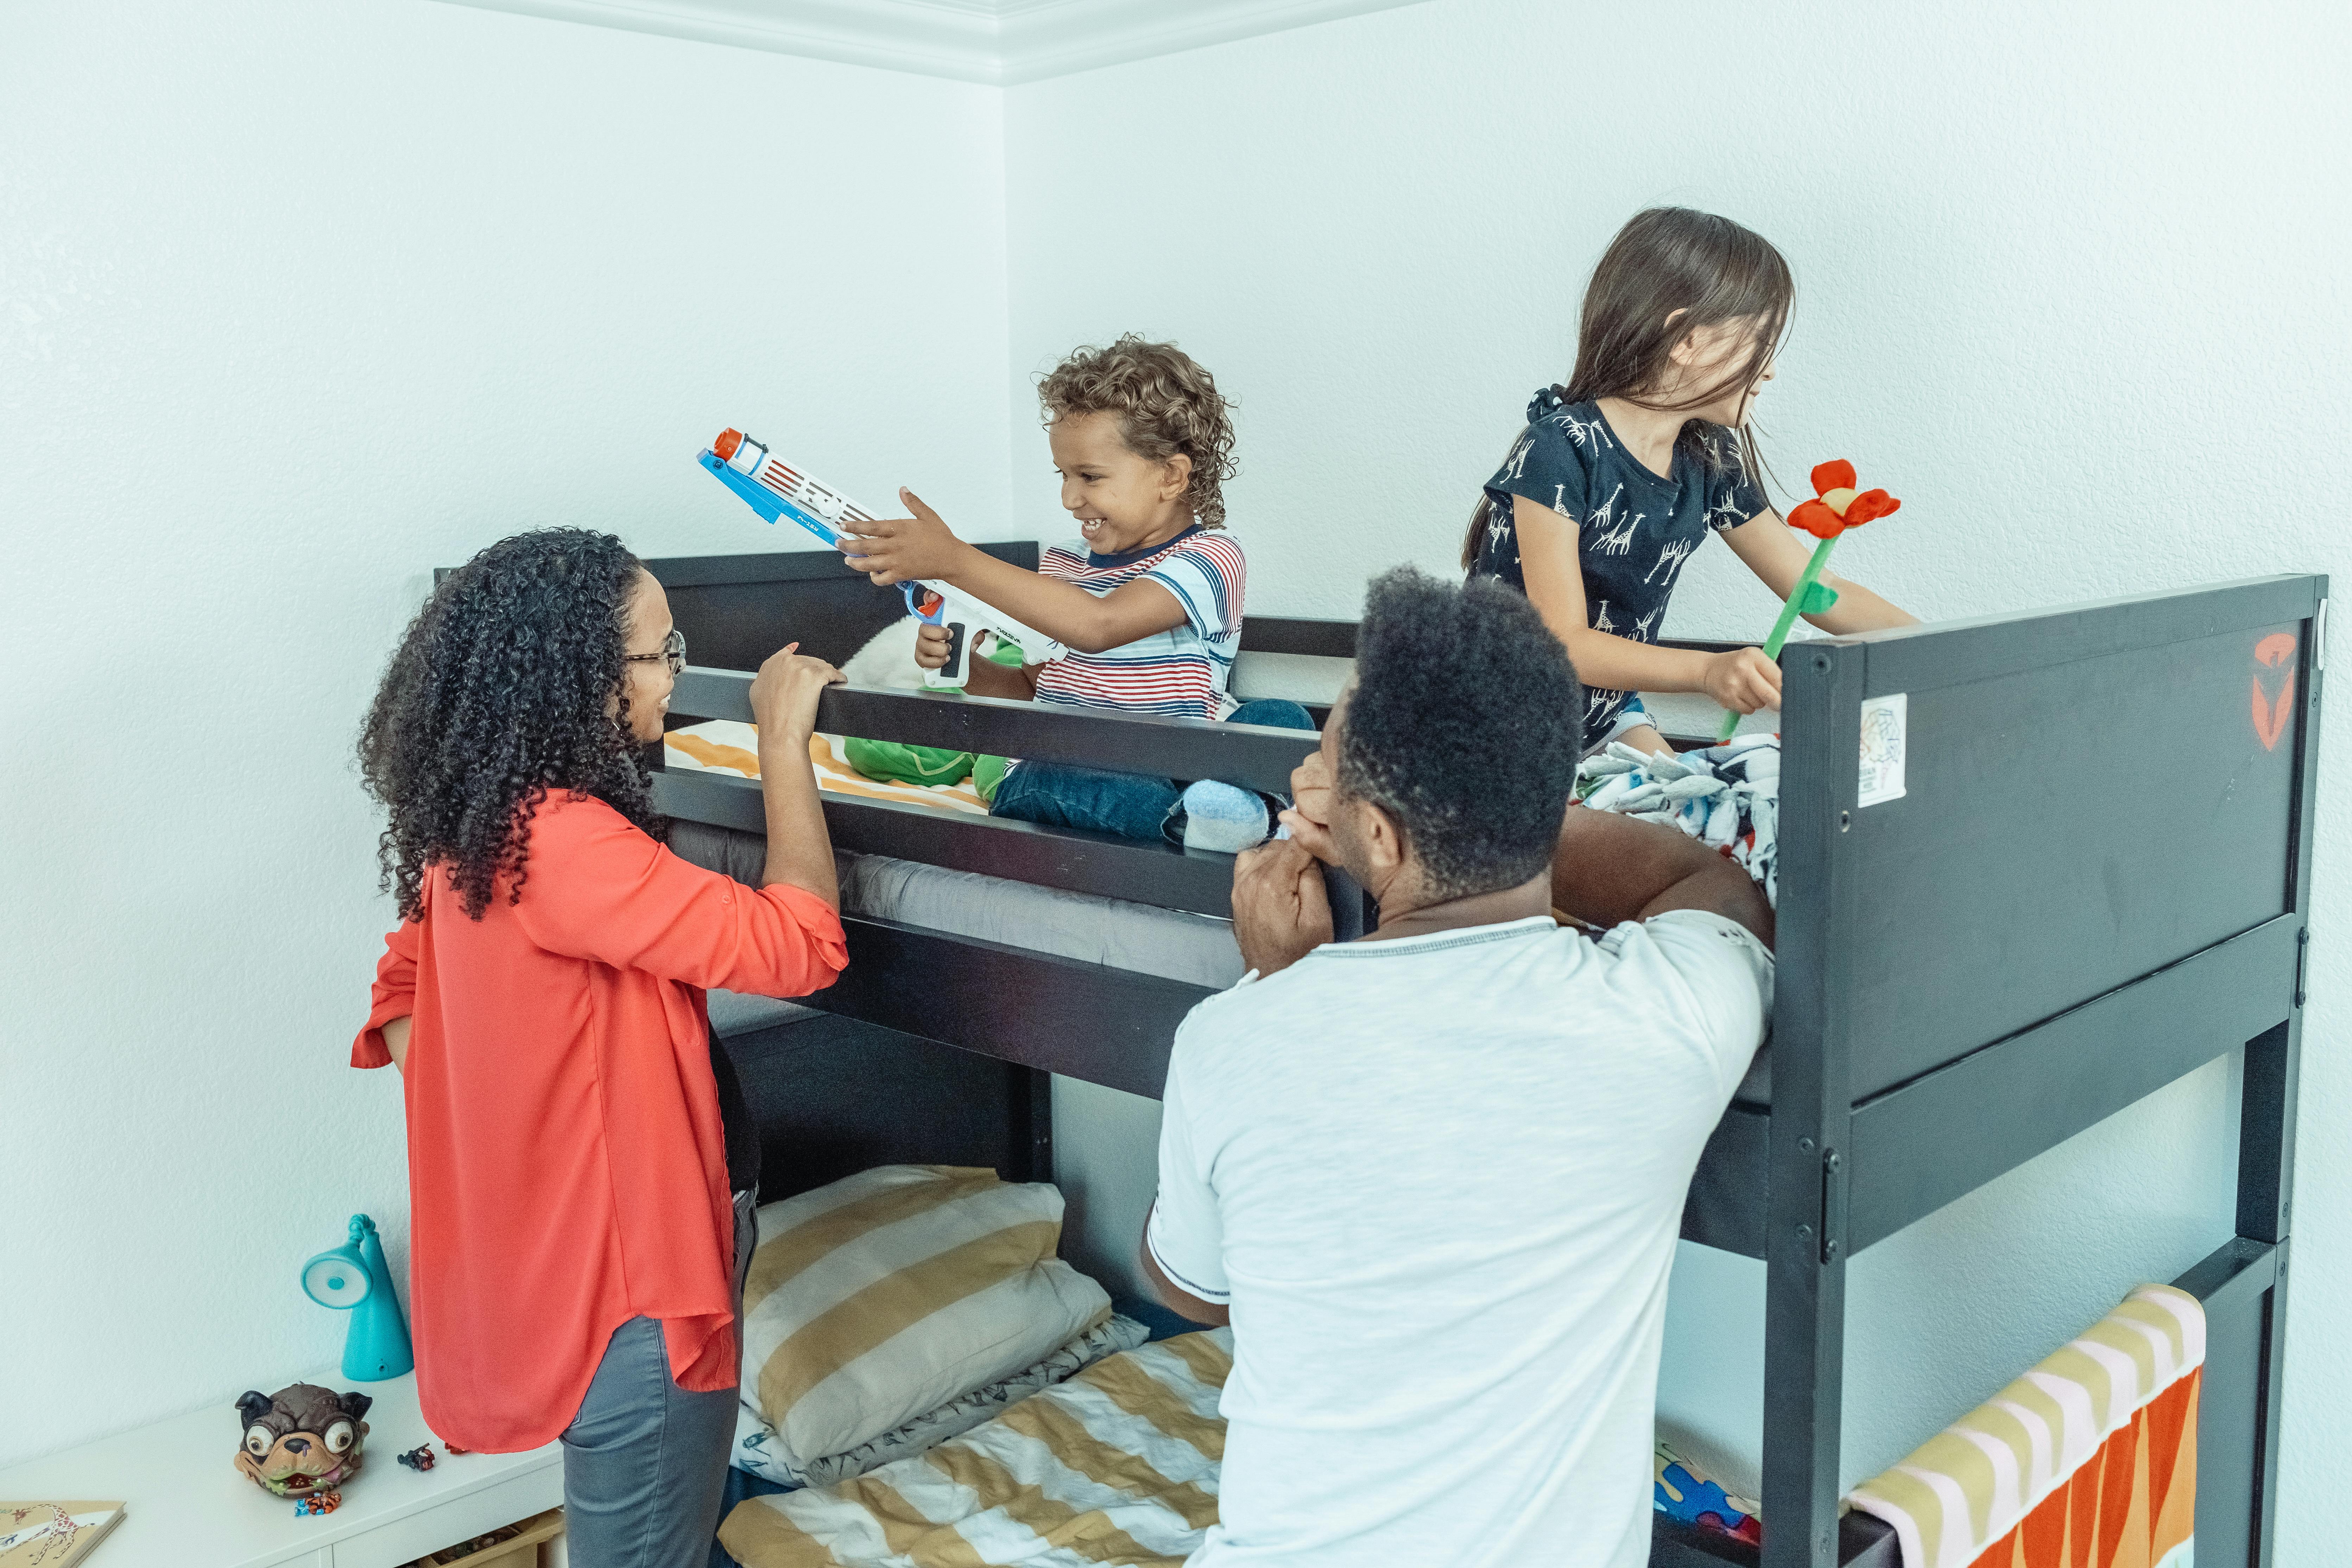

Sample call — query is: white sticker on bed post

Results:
[1858,693,1907,807]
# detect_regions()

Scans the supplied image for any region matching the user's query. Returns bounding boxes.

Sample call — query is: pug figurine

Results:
[234,1383,373,1497]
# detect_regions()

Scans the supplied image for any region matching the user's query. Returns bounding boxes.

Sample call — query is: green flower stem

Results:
[1715,532,1840,742]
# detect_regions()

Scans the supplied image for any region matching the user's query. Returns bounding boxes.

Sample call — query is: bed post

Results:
[1019,1067,1055,1186]
[2225,578,2323,1567]
[1760,641,1868,1568]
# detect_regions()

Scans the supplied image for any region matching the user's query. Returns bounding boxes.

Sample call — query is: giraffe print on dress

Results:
[1468,387,1767,753]
[1645,535,1696,587]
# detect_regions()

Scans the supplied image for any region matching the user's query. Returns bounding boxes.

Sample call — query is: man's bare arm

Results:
[1552,805,1774,948]
[1137,1206,1231,1328]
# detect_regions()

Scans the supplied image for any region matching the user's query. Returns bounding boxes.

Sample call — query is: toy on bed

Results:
[1715,459,1902,741]
[233,1383,371,1498]
[700,428,1067,688]
[1654,1442,1762,1545]
[1581,735,1781,905]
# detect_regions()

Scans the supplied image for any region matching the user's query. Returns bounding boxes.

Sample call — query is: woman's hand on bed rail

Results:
[1233,836,1336,978]
[749,642,845,743]
[750,643,848,909]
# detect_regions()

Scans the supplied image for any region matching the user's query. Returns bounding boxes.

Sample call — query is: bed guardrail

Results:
[666,669,1320,797]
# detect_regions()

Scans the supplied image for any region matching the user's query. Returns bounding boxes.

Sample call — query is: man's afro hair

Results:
[1336,568,1584,902]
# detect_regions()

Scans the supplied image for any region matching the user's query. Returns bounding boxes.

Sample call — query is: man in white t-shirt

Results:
[1140,568,1774,1568]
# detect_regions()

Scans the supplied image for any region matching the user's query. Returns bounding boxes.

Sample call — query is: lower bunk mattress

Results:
[723,1329,1235,1568]
[721,1281,2203,1568]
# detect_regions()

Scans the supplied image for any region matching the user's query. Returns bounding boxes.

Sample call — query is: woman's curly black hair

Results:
[360,528,660,922]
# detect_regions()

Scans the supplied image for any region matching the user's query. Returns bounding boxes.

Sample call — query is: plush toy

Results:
[1715,460,1902,740]
[234,1383,372,1497]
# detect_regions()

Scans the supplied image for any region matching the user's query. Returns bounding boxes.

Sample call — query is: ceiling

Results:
[431,0,1431,84]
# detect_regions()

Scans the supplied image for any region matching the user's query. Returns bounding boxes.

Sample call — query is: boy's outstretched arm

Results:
[840,490,1189,654]
[1721,511,1917,636]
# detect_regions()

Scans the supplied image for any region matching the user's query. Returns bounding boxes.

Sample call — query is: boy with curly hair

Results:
[839,335,1311,850]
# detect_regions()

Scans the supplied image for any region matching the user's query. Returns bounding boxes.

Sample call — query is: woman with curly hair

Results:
[350,528,846,1566]
[839,335,1313,851]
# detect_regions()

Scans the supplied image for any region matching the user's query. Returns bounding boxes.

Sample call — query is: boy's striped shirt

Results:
[1030,527,1247,721]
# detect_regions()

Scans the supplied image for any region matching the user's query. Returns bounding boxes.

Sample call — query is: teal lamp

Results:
[302,1214,415,1381]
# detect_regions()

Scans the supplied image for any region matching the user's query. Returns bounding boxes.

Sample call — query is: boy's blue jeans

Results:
[989,698,1317,843]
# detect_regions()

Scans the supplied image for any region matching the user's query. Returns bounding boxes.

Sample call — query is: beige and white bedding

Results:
[721,1331,1234,1568]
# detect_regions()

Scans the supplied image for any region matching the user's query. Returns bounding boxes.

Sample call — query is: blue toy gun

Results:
[701,428,1067,689]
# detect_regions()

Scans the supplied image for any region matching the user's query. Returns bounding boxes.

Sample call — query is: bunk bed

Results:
[640,544,2320,1568]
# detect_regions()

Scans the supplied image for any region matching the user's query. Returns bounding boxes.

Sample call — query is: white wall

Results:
[9,0,2350,1548]
[0,0,1010,1468]
[1004,0,2352,1521]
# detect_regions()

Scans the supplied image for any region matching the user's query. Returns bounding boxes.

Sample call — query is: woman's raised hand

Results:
[750,642,847,744]
[1701,646,1783,715]
[838,488,967,587]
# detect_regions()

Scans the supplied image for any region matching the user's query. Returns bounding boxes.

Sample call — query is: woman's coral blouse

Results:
[352,794,846,1452]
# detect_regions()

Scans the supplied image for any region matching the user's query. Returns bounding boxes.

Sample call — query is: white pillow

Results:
[739,1165,1112,1465]
[732,1313,1149,1490]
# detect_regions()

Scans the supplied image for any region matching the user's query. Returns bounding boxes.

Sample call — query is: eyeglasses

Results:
[625,627,686,676]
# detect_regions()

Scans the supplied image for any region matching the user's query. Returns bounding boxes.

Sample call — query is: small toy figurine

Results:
[293,1490,343,1517]
[1716,459,1903,740]
[397,1444,437,1472]
[234,1383,373,1497]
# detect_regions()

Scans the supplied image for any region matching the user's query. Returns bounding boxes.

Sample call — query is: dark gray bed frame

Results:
[640,545,2320,1568]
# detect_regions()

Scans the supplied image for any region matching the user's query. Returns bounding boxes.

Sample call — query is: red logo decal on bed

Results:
[2253,634,2296,750]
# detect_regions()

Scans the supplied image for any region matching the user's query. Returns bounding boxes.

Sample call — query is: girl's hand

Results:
[912,623,953,671]
[839,488,967,587]
[749,642,847,742]
[1702,647,1783,714]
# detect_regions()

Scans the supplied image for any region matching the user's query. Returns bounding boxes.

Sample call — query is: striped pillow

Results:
[740,1165,1113,1465]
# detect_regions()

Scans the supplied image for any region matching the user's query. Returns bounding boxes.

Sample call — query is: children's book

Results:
[0,1503,126,1567]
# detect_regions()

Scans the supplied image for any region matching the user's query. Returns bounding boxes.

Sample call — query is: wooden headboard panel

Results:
[643,544,1039,672]
[722,1010,1049,1202]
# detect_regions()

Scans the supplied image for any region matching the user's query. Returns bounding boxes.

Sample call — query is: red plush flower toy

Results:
[1715,460,1903,739]
[1787,459,1901,539]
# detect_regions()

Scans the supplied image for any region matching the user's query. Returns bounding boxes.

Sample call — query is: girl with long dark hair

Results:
[1465,207,1916,755]
[351,528,847,1566]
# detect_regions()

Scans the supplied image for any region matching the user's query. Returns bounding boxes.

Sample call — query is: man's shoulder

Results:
[1178,924,1575,1041]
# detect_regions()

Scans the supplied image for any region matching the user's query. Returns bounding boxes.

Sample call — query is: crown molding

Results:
[430,0,1431,85]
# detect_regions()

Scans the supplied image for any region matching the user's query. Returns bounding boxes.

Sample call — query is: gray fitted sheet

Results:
[668,821,1246,1036]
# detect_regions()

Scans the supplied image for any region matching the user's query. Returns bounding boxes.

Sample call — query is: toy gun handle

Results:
[906,583,986,690]
[908,584,976,689]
